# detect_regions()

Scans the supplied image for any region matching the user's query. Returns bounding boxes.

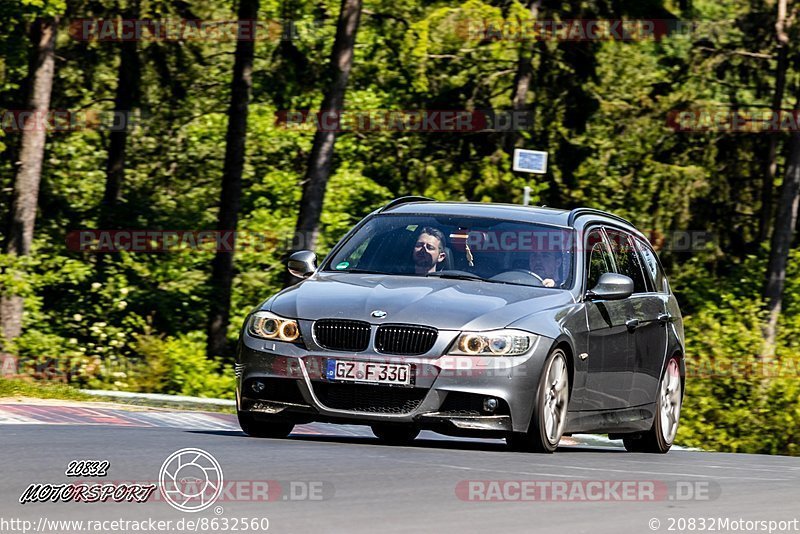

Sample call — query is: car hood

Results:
[264,272,574,331]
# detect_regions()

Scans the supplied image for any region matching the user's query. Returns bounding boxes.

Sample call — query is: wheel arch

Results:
[551,337,575,400]
[669,349,686,400]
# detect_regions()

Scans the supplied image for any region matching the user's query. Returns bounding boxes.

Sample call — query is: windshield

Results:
[323,214,575,288]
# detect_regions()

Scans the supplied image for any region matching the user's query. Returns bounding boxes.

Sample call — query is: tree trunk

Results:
[503,0,540,156]
[763,129,800,360]
[99,3,141,230]
[285,0,363,284]
[206,0,259,358]
[0,17,59,366]
[757,0,790,243]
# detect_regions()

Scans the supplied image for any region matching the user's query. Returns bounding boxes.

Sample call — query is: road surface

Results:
[0,401,798,533]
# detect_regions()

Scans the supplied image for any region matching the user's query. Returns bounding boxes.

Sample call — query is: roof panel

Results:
[383,201,572,226]
[381,200,643,235]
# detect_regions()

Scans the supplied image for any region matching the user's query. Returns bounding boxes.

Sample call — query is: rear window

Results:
[604,228,648,294]
[586,229,614,290]
[635,238,669,293]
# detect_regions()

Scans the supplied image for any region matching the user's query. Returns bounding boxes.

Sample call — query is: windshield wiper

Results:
[427,270,548,287]
[332,268,386,275]
[426,271,488,282]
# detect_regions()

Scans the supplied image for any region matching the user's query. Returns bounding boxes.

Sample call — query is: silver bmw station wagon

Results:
[236,198,685,453]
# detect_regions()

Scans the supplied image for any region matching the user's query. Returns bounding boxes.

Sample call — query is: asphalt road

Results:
[1,409,799,534]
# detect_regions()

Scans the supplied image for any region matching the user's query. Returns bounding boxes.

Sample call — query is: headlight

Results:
[448,329,536,356]
[248,311,301,342]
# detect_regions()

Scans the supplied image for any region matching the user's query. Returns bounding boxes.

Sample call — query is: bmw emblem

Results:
[371,310,387,318]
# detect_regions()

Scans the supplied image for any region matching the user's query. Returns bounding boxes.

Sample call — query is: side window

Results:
[605,228,648,294]
[636,238,668,293]
[586,229,614,290]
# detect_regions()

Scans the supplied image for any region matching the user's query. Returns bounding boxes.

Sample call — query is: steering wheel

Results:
[509,269,545,283]
[489,269,546,287]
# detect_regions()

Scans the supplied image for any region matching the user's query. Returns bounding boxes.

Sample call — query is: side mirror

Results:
[287,250,317,279]
[586,273,634,301]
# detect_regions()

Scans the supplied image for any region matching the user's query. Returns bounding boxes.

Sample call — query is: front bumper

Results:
[236,324,554,435]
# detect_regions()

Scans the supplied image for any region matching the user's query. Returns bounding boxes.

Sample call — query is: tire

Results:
[623,356,682,454]
[507,348,570,453]
[238,411,294,439]
[371,424,420,445]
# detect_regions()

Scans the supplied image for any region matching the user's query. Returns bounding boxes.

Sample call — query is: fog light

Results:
[251,380,266,393]
[483,397,498,413]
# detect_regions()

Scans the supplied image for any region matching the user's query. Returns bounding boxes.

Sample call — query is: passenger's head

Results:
[413,227,446,274]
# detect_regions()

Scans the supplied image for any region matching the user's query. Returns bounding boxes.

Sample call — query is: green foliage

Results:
[674,251,800,455]
[0,377,93,401]
[1,0,800,455]
[127,332,234,399]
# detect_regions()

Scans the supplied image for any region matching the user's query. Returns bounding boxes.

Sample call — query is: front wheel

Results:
[238,411,294,439]
[371,424,420,445]
[623,356,682,453]
[508,348,570,453]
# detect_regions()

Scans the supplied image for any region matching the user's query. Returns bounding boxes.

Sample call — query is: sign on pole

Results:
[522,186,532,206]
[512,149,548,174]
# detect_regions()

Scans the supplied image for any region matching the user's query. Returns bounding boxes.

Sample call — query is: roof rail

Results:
[567,207,634,227]
[379,196,436,212]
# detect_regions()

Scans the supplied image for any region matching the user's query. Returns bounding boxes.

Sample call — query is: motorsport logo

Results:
[18,449,333,508]
[159,448,223,512]
[17,449,222,509]
[19,459,156,504]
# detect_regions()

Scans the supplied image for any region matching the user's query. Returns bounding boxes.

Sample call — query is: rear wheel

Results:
[508,348,570,453]
[623,356,682,453]
[238,411,294,439]
[371,424,420,445]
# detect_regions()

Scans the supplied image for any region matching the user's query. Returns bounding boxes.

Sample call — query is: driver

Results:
[529,251,563,288]
[412,227,447,274]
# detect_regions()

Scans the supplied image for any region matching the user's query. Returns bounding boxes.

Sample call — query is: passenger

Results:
[412,227,447,274]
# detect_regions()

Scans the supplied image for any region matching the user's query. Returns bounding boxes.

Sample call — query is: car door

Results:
[582,228,636,411]
[628,237,670,407]
[604,228,668,407]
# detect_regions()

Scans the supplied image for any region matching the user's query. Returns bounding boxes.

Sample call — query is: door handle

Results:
[625,318,639,332]
[657,313,672,324]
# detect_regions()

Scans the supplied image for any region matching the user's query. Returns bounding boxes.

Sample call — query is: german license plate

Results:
[326,360,411,386]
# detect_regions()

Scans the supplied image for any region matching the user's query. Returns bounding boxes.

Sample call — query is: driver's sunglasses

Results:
[414,242,439,252]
